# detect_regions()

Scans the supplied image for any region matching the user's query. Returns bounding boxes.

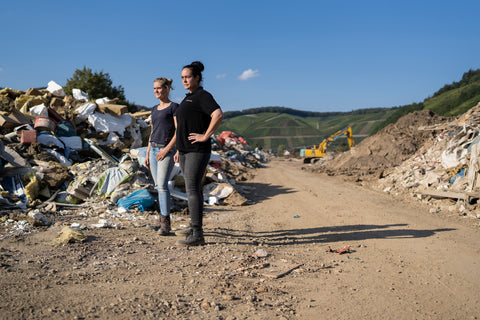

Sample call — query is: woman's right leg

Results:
[179,151,210,228]
[176,151,210,246]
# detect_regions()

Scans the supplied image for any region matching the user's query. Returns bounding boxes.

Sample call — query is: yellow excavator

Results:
[303,126,355,163]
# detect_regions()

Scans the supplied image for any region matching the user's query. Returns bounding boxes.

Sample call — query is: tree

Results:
[64,66,126,104]
[277,144,285,157]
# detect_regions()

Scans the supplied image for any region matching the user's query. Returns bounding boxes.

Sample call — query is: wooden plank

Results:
[417,124,456,131]
[418,189,480,200]
[467,143,480,192]
[131,111,151,117]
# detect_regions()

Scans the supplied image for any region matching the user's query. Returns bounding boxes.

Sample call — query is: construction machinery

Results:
[302,126,355,163]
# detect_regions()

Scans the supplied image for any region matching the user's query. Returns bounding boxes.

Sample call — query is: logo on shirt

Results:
[185,99,193,102]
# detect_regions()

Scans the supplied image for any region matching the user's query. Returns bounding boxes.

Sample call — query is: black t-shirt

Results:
[176,87,220,153]
[150,102,178,145]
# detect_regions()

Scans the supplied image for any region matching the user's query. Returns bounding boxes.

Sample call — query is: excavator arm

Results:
[303,126,355,163]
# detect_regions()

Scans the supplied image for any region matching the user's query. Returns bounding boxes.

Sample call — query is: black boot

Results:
[175,224,192,237]
[158,216,171,236]
[175,226,205,246]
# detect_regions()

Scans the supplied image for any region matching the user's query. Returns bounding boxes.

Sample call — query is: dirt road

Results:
[1,159,480,319]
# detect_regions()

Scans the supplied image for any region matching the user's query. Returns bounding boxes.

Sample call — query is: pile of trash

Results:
[0,82,270,234]
[376,102,480,219]
[315,102,480,221]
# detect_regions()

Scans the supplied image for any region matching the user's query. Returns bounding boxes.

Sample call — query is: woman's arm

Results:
[188,108,224,144]
[144,125,153,169]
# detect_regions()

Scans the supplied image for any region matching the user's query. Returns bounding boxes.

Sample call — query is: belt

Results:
[150,142,165,147]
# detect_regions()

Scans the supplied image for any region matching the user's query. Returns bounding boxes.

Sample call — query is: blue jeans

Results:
[178,151,210,228]
[149,147,175,216]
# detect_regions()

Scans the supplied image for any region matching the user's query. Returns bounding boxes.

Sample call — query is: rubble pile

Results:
[315,110,447,177]
[0,82,269,236]
[316,103,480,221]
[376,102,480,219]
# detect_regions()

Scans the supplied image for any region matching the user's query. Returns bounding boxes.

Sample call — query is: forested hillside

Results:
[219,108,395,150]
[372,69,480,134]
[218,69,480,150]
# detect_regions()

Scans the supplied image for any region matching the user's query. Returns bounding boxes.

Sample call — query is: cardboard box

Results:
[97,103,128,116]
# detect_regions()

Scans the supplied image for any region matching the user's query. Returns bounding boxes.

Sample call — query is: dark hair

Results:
[183,61,204,83]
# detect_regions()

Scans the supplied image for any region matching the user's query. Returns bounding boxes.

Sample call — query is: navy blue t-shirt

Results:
[150,102,178,145]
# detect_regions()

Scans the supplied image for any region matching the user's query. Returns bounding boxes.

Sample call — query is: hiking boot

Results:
[175,226,205,246]
[175,225,192,237]
[158,216,171,236]
[146,215,162,231]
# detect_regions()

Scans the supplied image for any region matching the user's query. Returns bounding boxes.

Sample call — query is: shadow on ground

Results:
[206,224,455,246]
[239,182,296,202]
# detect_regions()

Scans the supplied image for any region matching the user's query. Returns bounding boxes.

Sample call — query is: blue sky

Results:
[1,0,479,112]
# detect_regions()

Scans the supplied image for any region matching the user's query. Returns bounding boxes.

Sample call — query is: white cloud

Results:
[216,74,226,79]
[238,69,259,80]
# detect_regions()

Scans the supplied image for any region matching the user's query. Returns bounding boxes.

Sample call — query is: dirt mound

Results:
[316,110,448,177]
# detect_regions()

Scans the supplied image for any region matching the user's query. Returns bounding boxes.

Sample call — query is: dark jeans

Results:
[178,151,210,228]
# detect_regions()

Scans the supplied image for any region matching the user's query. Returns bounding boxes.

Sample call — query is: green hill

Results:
[424,69,480,116]
[219,107,395,150]
[372,69,480,134]
[218,68,480,151]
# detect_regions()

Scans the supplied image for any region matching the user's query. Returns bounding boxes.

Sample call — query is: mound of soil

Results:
[316,110,448,177]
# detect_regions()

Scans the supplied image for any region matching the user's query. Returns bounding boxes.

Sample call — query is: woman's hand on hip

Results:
[188,133,208,144]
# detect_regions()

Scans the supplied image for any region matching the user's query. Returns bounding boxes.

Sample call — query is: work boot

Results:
[175,224,192,237]
[175,226,205,246]
[158,216,171,236]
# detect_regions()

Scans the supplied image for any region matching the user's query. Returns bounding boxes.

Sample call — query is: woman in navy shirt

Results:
[174,61,223,246]
[145,77,178,235]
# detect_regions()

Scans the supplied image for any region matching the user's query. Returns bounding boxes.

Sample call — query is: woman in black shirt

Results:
[174,61,223,246]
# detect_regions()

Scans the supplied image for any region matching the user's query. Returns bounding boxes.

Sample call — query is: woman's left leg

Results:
[154,151,175,217]
[149,148,175,234]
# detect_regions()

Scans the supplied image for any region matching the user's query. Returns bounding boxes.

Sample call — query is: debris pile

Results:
[314,110,447,177]
[0,82,269,236]
[376,103,480,219]
[316,104,480,221]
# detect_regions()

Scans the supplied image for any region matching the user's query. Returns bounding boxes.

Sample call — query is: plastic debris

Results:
[91,219,116,228]
[117,189,155,212]
[253,248,269,258]
[327,246,351,254]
